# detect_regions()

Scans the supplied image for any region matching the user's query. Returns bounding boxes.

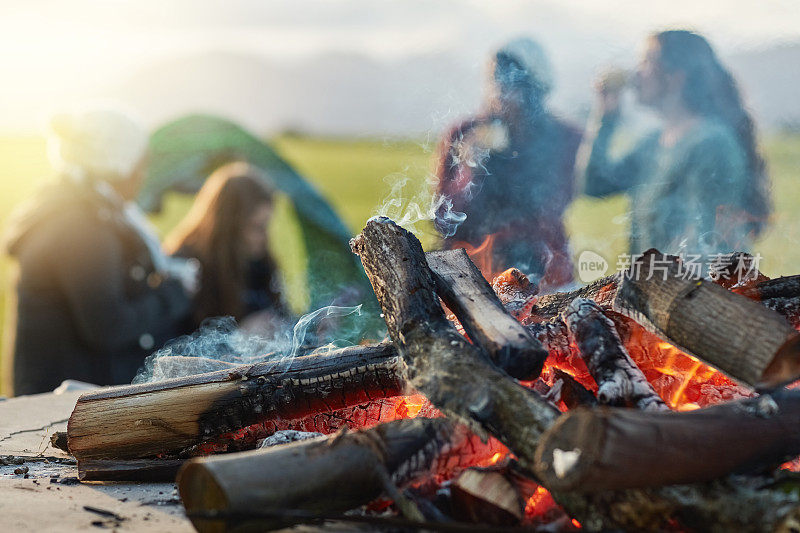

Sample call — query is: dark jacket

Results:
[4,180,191,395]
[436,114,581,289]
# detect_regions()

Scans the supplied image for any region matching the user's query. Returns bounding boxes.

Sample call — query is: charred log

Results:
[351,218,560,472]
[528,274,620,321]
[78,458,184,482]
[426,248,548,380]
[612,249,800,388]
[67,343,404,463]
[535,389,800,492]
[563,298,667,411]
[178,417,456,532]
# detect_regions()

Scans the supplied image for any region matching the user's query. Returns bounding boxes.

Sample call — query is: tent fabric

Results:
[140,114,376,316]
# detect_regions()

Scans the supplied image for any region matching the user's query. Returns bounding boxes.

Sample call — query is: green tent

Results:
[139,114,379,328]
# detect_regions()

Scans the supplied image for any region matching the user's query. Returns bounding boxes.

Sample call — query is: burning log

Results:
[178,417,456,532]
[351,217,560,472]
[534,388,800,492]
[612,249,800,388]
[67,343,404,470]
[563,298,667,411]
[426,248,548,380]
[737,275,800,301]
[529,274,620,321]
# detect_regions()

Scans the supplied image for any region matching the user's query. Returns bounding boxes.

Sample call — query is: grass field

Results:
[1,133,799,393]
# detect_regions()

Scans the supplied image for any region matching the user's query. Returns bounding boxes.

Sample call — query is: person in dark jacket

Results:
[435,37,582,291]
[577,30,771,258]
[3,106,195,395]
[164,162,291,334]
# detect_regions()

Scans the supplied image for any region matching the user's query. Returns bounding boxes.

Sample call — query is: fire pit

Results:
[62,217,800,532]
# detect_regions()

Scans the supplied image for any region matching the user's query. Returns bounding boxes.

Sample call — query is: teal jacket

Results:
[581,115,755,258]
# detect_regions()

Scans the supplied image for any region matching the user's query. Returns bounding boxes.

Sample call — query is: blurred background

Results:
[1,0,799,391]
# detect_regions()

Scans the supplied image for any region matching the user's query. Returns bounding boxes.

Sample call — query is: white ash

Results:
[258,430,323,448]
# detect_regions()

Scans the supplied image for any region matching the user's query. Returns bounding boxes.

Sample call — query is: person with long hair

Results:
[165,162,289,331]
[578,30,771,259]
[3,106,195,395]
[435,37,582,291]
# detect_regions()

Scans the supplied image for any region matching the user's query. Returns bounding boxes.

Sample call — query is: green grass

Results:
[1,133,799,394]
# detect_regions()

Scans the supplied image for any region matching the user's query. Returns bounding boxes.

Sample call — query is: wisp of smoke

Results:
[133,304,366,383]
[375,174,465,238]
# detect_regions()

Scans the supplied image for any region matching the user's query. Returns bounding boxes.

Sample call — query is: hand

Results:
[593,68,628,117]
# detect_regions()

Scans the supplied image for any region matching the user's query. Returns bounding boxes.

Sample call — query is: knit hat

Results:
[495,37,554,95]
[47,105,149,182]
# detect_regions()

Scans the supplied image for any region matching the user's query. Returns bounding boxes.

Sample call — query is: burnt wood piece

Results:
[178,417,456,533]
[78,458,184,482]
[557,477,800,533]
[426,249,548,380]
[547,369,598,409]
[450,466,539,526]
[528,274,620,321]
[707,252,769,290]
[612,249,800,388]
[351,218,560,471]
[736,275,800,301]
[762,296,800,328]
[535,388,800,492]
[491,268,538,314]
[563,298,667,411]
[67,343,404,462]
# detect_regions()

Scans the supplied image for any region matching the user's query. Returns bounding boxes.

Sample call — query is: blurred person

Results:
[164,162,291,333]
[435,37,582,291]
[578,30,771,258]
[3,106,196,395]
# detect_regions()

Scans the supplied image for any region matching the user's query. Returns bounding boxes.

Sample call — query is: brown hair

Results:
[165,162,279,324]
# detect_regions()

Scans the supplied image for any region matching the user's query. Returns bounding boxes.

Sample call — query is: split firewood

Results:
[179,417,457,532]
[612,249,800,388]
[449,465,540,526]
[426,248,548,380]
[351,217,560,472]
[67,342,404,465]
[563,298,667,411]
[535,388,800,492]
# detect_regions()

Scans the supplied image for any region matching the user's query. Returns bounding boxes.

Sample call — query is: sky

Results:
[0,0,798,132]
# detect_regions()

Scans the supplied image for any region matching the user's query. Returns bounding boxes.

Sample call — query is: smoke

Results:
[374,174,466,238]
[133,304,368,383]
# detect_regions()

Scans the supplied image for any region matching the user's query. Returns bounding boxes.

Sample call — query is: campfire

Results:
[63,217,800,532]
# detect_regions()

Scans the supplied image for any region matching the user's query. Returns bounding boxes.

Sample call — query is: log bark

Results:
[535,388,800,493]
[426,249,548,380]
[612,249,800,388]
[67,343,404,462]
[563,298,667,411]
[351,218,560,472]
[178,417,456,532]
